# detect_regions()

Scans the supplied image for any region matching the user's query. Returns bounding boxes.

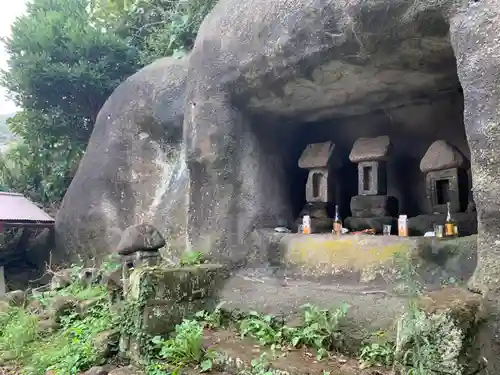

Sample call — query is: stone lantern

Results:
[346,135,398,231]
[420,140,467,214]
[116,223,166,294]
[296,141,340,232]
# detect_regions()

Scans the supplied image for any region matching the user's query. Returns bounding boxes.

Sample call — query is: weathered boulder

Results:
[55,56,189,263]
[50,269,73,291]
[77,267,101,286]
[3,290,26,307]
[93,329,120,359]
[84,367,111,375]
[116,223,165,255]
[50,296,78,322]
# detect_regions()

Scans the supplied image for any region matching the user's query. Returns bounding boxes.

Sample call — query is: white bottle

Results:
[398,215,408,236]
[302,215,311,234]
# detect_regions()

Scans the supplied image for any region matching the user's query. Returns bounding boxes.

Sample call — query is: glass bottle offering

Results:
[333,205,342,235]
[444,202,458,237]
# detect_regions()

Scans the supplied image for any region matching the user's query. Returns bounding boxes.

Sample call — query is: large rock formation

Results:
[55,57,188,263]
[185,0,464,264]
[57,0,500,284]
[56,0,500,370]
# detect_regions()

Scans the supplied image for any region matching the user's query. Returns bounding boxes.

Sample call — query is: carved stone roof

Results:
[420,140,465,173]
[298,142,337,169]
[349,135,391,162]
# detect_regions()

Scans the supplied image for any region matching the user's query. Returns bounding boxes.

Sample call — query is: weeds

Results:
[180,251,205,266]
[237,303,349,359]
[286,303,349,359]
[26,301,115,375]
[243,353,288,375]
[239,311,284,347]
[359,341,395,369]
[194,302,232,329]
[151,319,216,372]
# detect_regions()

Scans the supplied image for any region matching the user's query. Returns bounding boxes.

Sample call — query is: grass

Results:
[0,283,116,375]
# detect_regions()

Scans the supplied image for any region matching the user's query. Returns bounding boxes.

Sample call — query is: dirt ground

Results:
[201,328,390,375]
[0,328,390,375]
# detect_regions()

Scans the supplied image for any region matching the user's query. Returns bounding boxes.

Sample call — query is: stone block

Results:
[298,141,338,169]
[394,288,484,374]
[344,216,395,233]
[129,264,228,303]
[350,195,398,218]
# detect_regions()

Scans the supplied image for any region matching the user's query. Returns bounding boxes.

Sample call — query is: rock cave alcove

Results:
[244,59,477,239]
[184,1,495,274]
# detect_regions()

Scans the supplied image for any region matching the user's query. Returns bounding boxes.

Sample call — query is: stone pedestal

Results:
[350,195,398,218]
[407,212,477,236]
[344,216,396,233]
[295,202,333,232]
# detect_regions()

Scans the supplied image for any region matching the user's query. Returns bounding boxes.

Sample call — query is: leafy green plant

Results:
[239,312,284,347]
[359,341,395,369]
[180,251,205,266]
[243,353,288,375]
[152,319,214,372]
[285,303,349,359]
[194,302,231,329]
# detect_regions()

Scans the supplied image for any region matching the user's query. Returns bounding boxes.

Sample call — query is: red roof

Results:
[0,192,54,223]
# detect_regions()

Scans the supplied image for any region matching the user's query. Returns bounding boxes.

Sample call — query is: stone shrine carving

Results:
[297,141,340,232]
[345,136,398,232]
[420,140,466,214]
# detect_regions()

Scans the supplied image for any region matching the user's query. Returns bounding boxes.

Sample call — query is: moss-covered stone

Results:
[279,233,477,289]
[142,298,217,336]
[121,264,227,363]
[395,287,484,375]
[418,287,484,331]
[129,264,227,302]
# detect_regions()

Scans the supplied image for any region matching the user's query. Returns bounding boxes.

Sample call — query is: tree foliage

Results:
[3,0,141,125]
[0,0,217,205]
[93,0,217,63]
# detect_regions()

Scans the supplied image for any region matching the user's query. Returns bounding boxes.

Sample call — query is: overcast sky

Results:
[0,1,27,114]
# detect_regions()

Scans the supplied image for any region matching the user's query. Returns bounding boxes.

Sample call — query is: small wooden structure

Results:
[0,192,55,231]
[0,192,54,295]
